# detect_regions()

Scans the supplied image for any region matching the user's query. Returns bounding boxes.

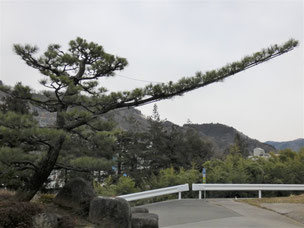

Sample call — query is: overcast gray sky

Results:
[0,0,303,142]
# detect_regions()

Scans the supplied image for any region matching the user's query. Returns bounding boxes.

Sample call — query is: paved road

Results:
[139,199,304,228]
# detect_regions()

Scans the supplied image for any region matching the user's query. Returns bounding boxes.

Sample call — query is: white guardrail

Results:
[192,184,304,199]
[118,184,189,201]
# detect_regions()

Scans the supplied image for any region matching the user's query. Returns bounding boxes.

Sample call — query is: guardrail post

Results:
[198,190,202,199]
[178,191,182,200]
[258,190,262,199]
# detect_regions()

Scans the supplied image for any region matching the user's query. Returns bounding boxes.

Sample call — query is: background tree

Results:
[0,37,298,201]
[145,105,213,172]
[182,128,213,169]
[145,104,172,174]
[0,82,31,114]
[233,133,249,157]
[112,130,150,179]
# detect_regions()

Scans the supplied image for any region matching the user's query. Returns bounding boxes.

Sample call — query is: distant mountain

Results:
[32,107,276,157]
[106,115,276,157]
[265,138,304,152]
[183,123,276,156]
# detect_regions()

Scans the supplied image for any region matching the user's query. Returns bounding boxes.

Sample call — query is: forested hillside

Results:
[185,123,276,155]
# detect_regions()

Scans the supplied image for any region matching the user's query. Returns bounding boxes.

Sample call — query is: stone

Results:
[32,213,62,228]
[53,177,96,214]
[89,197,131,228]
[131,207,149,214]
[131,213,159,228]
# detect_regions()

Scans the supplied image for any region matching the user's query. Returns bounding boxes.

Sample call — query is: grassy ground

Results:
[239,194,304,208]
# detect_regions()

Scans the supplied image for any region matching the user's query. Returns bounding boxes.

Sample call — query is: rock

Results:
[53,177,96,214]
[131,207,149,214]
[89,197,131,228]
[32,213,62,228]
[131,213,159,228]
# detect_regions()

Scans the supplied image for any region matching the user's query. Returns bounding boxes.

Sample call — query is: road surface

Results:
[139,199,303,228]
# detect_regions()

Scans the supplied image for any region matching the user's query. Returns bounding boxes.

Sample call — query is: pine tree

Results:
[0,37,298,201]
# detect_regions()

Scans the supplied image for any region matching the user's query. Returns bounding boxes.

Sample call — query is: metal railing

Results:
[118,184,189,201]
[192,183,304,199]
[115,183,304,202]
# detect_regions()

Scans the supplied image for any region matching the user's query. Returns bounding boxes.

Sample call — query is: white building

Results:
[248,147,270,160]
[253,148,265,157]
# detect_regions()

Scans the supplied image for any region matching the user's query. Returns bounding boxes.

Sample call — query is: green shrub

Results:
[0,200,43,228]
[116,176,138,195]
[94,176,117,196]
[94,175,138,196]
[146,167,199,187]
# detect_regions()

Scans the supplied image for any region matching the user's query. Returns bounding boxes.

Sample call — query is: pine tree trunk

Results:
[14,136,65,202]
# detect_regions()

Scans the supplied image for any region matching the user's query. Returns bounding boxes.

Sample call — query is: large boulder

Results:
[89,197,131,228]
[131,213,159,228]
[54,177,96,214]
[131,207,149,214]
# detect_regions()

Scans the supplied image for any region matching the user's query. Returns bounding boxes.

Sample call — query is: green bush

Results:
[94,176,117,196]
[0,200,43,228]
[94,175,138,196]
[116,176,139,195]
[134,167,200,203]
[149,167,200,188]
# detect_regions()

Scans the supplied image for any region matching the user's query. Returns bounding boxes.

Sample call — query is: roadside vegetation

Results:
[94,148,304,200]
[240,194,304,208]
